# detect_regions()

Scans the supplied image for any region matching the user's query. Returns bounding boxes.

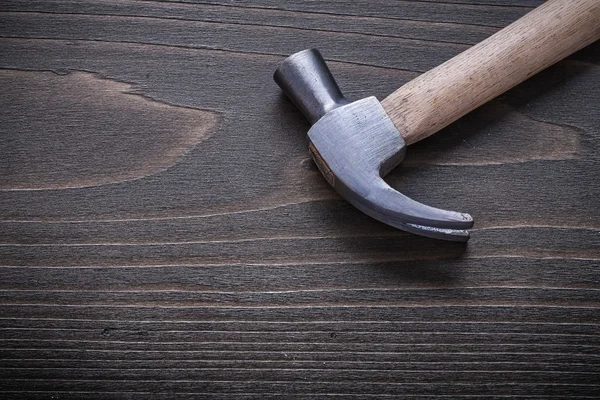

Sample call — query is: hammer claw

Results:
[340,176,473,241]
[405,223,471,242]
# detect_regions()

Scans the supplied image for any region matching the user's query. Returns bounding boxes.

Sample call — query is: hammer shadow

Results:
[275,89,470,285]
[345,229,468,286]
[309,201,469,285]
[270,43,598,286]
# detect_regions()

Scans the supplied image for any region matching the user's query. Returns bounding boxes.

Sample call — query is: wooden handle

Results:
[381,0,600,145]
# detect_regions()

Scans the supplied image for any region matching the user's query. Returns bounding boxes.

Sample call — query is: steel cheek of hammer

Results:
[274,49,473,242]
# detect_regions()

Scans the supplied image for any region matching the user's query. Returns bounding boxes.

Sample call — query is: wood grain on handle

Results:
[381,0,600,145]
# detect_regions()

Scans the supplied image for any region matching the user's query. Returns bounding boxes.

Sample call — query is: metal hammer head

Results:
[274,49,473,241]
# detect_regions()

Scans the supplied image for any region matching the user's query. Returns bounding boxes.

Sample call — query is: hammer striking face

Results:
[273,0,600,241]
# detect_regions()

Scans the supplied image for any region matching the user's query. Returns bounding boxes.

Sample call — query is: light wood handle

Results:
[381,0,600,145]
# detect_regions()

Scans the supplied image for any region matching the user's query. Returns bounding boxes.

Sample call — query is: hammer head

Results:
[274,49,473,241]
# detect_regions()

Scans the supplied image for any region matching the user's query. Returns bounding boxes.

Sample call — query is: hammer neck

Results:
[274,49,349,124]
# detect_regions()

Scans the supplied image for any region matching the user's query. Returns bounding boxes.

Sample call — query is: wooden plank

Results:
[0,0,599,398]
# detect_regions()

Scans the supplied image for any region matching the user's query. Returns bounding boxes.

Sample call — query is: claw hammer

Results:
[274,0,600,241]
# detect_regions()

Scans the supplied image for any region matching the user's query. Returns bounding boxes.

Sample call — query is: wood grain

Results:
[1,69,219,190]
[0,0,599,398]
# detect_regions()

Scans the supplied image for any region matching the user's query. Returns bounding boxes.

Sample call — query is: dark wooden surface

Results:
[1,0,599,398]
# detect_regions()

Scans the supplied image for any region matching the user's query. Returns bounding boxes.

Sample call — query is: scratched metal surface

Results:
[0,0,599,398]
